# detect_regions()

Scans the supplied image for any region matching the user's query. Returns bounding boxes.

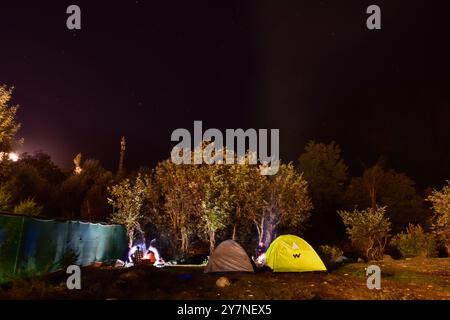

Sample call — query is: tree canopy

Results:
[427,180,450,255]
[345,163,428,233]
[0,85,20,152]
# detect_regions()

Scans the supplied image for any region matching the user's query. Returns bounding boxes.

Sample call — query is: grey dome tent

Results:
[204,240,254,273]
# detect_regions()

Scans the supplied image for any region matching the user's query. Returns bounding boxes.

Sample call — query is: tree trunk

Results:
[255,204,278,250]
[266,204,279,247]
[209,230,216,255]
[365,237,375,261]
[128,229,134,249]
[232,225,236,241]
[181,228,189,255]
[261,223,276,249]
[253,216,262,243]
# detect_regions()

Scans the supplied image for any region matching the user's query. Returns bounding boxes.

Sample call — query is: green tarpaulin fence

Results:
[0,214,128,282]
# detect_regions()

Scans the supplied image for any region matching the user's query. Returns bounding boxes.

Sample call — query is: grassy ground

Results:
[1,258,449,300]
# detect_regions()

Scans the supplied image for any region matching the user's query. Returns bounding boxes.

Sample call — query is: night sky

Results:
[1,1,449,188]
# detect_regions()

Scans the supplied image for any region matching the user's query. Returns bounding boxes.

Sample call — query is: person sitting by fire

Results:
[131,245,144,265]
[151,244,166,268]
[144,248,157,264]
[127,244,139,263]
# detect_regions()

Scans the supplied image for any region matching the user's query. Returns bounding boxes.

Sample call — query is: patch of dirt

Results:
[1,258,449,300]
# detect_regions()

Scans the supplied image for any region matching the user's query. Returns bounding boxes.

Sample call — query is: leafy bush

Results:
[13,198,42,216]
[0,185,12,212]
[318,245,344,264]
[427,180,450,256]
[338,206,391,261]
[390,224,438,258]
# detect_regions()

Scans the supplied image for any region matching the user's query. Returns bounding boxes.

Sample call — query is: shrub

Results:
[390,224,438,258]
[318,245,344,264]
[13,199,42,216]
[338,206,391,261]
[427,180,450,256]
[0,185,12,212]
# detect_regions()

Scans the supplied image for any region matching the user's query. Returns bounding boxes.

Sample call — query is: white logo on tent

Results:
[292,242,299,250]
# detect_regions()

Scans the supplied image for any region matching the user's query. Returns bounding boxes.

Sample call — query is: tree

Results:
[0,152,65,216]
[17,152,65,185]
[344,163,387,211]
[298,141,348,203]
[108,173,151,248]
[338,206,391,260]
[79,160,113,221]
[200,164,233,254]
[153,145,312,257]
[250,163,313,248]
[154,159,204,257]
[298,141,348,242]
[0,185,12,212]
[427,180,450,255]
[227,153,265,242]
[0,85,21,152]
[154,146,265,256]
[345,163,428,233]
[390,224,438,258]
[59,159,112,220]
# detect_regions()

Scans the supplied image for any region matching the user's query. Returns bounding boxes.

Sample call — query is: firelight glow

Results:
[8,152,19,162]
[0,152,19,162]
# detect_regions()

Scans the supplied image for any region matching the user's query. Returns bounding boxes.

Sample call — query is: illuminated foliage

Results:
[154,160,204,256]
[108,173,151,248]
[200,164,233,254]
[227,155,265,243]
[390,224,437,258]
[250,163,313,247]
[345,163,428,233]
[427,180,450,255]
[0,85,21,152]
[339,206,391,260]
[13,198,42,217]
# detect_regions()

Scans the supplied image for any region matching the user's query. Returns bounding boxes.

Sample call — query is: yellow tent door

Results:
[265,235,327,272]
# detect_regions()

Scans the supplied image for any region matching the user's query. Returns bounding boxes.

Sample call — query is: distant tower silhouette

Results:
[117,136,126,177]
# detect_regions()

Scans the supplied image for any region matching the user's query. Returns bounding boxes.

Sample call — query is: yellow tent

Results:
[265,235,327,272]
